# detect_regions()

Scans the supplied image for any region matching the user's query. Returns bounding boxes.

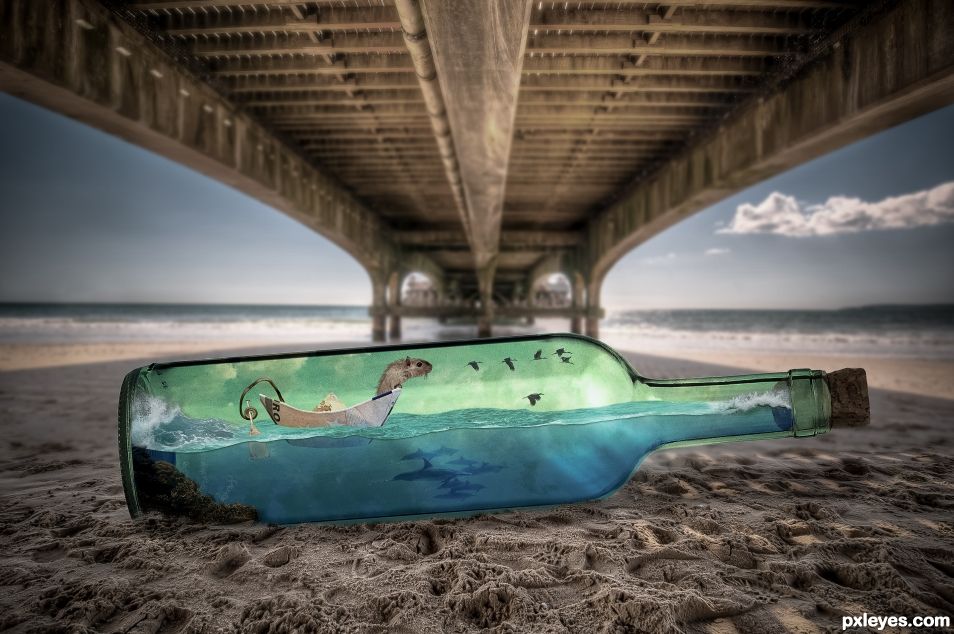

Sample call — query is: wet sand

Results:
[1,342,952,632]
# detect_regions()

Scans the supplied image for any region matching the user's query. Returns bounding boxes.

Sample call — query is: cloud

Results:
[719,181,954,237]
[704,247,731,256]
[642,252,677,265]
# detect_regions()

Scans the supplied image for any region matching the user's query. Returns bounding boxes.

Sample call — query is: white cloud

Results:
[719,181,954,237]
[704,247,731,256]
[642,252,677,265]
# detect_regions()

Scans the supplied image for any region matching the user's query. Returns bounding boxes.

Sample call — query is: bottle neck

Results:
[635,369,832,451]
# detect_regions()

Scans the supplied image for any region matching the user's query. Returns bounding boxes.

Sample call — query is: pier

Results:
[2,0,952,339]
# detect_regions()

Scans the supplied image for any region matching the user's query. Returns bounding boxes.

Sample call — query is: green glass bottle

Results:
[118,334,868,524]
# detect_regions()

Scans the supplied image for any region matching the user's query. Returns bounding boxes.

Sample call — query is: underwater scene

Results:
[124,336,794,524]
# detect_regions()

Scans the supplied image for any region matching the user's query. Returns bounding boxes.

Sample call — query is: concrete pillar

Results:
[571,315,583,334]
[477,314,493,338]
[476,264,496,338]
[585,315,599,339]
[571,272,585,334]
[387,271,402,340]
[371,276,387,342]
[585,280,600,339]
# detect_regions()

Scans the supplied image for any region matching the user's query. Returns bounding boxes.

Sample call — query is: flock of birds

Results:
[465,347,574,407]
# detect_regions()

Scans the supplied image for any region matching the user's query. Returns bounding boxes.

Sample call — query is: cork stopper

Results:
[824,368,870,428]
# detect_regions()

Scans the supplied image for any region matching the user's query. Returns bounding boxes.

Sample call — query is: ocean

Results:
[1,302,952,359]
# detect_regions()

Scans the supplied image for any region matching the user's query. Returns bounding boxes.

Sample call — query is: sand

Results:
[1,341,953,633]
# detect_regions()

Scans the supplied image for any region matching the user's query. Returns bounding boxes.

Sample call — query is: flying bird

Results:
[502,357,516,371]
[532,349,545,361]
[466,361,483,372]
[525,393,543,406]
[559,356,574,365]
[554,348,571,357]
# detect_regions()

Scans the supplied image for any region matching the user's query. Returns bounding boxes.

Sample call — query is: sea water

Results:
[3,303,952,358]
[134,399,793,524]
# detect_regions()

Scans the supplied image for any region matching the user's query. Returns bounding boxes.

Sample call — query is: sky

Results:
[0,92,952,310]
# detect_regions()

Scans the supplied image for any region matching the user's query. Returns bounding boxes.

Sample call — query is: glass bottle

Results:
[119,334,868,524]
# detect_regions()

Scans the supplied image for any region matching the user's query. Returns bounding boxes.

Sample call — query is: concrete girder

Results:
[396,0,533,335]
[395,230,582,250]
[582,0,954,302]
[0,0,443,301]
[415,0,533,274]
[392,0,469,264]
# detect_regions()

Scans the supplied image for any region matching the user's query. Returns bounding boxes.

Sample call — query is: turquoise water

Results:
[133,399,793,524]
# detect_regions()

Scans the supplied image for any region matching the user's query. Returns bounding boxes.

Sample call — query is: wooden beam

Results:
[190,33,406,57]
[162,8,401,36]
[537,0,854,8]
[520,76,756,93]
[128,0,396,10]
[522,55,764,76]
[213,58,414,78]
[242,98,425,108]
[228,78,421,95]
[529,9,814,35]
[526,33,792,57]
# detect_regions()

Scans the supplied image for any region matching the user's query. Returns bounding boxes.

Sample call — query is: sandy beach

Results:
[1,340,952,633]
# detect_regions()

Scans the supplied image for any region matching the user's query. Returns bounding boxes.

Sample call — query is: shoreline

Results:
[3,338,952,402]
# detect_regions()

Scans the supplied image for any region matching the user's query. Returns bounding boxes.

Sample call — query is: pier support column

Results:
[476,263,496,338]
[584,281,601,339]
[585,314,599,339]
[571,272,585,334]
[371,276,387,342]
[387,271,402,340]
[389,314,402,340]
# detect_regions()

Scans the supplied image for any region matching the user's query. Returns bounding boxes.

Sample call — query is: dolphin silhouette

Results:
[439,476,468,489]
[393,458,462,482]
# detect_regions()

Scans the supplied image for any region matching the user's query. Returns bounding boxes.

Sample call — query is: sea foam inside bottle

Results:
[119,334,869,524]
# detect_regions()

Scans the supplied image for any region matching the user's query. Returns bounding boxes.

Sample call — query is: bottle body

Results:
[120,334,838,524]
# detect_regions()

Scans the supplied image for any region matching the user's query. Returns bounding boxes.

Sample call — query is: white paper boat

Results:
[259,388,401,429]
